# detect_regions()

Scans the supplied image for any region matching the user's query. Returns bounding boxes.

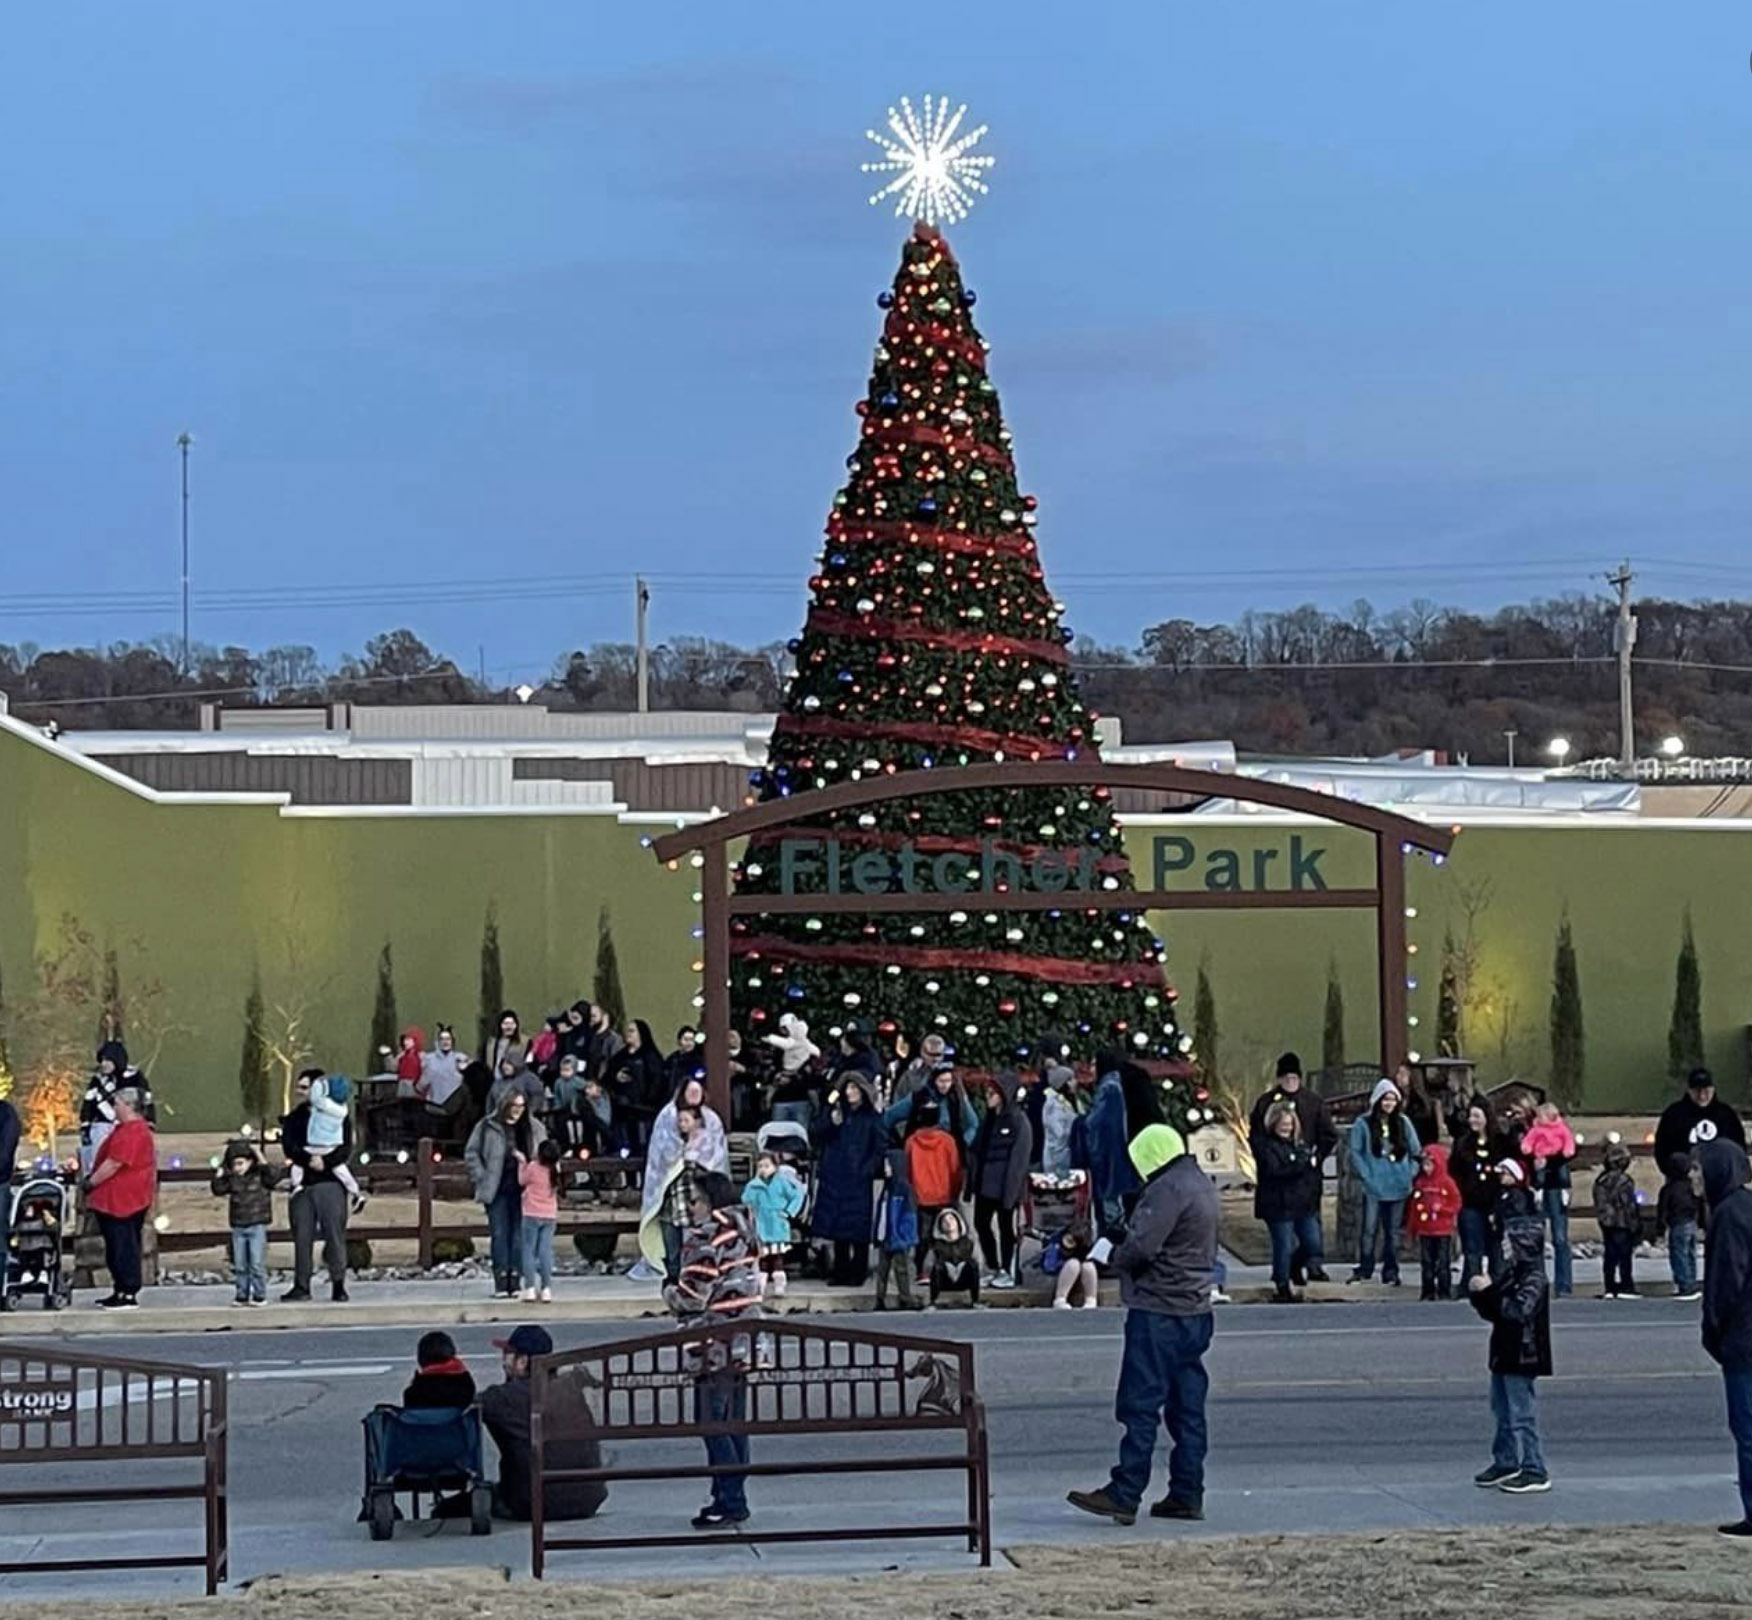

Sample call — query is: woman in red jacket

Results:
[85,1087,158,1310]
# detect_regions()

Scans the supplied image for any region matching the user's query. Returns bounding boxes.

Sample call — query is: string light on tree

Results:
[726,112,1191,1130]
[862,94,995,226]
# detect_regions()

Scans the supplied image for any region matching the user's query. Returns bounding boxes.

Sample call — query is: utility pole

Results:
[176,433,193,674]
[1608,560,1636,773]
[1503,729,1518,769]
[635,576,651,713]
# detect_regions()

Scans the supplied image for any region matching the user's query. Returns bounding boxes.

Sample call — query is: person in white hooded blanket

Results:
[766,1014,822,1131]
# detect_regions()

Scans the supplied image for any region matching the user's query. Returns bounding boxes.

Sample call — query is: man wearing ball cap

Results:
[474,1325,607,1523]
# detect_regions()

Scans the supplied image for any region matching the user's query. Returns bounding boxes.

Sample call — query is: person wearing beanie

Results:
[1493,1157,1538,1235]
[81,1040,155,1177]
[1068,1122,1219,1527]
[1697,1141,1752,1537]
[1040,1062,1080,1176]
[209,1137,281,1306]
[1592,1140,1642,1299]
[1468,1215,1554,1493]
[1346,1078,1422,1286]
[1247,1052,1335,1285]
[1655,1068,1747,1172]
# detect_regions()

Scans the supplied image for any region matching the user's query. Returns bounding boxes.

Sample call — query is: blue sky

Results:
[3,3,1750,681]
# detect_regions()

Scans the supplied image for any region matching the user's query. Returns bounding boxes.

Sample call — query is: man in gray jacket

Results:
[1069,1122,1219,1526]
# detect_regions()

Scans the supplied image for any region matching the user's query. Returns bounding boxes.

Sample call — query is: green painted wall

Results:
[0,726,700,1129]
[1133,818,1750,1111]
[3,721,1748,1126]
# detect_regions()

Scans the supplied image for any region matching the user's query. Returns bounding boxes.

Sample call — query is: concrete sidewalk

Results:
[0,1247,1680,1336]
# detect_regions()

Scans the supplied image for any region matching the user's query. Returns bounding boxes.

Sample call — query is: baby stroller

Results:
[755,1118,819,1275]
[359,1404,492,1539]
[5,1173,74,1312]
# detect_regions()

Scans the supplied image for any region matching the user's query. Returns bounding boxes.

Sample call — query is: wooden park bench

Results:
[528,1317,992,1573]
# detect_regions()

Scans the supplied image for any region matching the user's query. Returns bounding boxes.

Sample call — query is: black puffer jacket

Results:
[1253,1135,1321,1223]
[209,1140,280,1228]
[1701,1142,1752,1369]
[1470,1217,1552,1377]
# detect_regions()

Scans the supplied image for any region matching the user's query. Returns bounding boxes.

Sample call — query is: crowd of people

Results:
[11,1021,1752,1541]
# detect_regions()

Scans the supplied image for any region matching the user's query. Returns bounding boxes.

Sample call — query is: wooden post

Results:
[700,845,732,1124]
[1376,833,1408,1077]
[416,1138,435,1271]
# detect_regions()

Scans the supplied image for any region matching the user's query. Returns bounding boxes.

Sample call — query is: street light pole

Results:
[176,432,193,674]
[1608,559,1636,773]
[635,576,651,713]
[1504,729,1518,769]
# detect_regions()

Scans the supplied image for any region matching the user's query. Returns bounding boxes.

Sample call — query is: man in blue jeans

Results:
[1069,1122,1219,1526]
[1699,1141,1752,1538]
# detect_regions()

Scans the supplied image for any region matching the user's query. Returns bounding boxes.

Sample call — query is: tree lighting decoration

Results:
[730,217,1188,1108]
[862,95,994,226]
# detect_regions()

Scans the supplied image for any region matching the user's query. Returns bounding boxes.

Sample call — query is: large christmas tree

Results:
[731,221,1191,1104]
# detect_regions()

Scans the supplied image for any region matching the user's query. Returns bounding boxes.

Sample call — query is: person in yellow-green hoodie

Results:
[1067,1122,1220,1528]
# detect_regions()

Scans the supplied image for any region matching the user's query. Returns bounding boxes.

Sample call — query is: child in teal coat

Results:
[741,1151,806,1300]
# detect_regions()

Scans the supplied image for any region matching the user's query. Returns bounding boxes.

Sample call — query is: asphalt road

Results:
[0,1299,1739,1596]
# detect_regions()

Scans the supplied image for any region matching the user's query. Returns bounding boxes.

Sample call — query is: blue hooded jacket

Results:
[1084,1068,1141,1206]
[1347,1080,1422,1203]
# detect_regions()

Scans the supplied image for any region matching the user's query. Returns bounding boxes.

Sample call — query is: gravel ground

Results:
[21,1526,1751,1620]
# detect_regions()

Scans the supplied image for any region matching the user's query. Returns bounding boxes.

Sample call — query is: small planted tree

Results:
[368,942,398,1075]
[1549,917,1584,1110]
[1322,960,1345,1082]
[1667,910,1705,1082]
[478,903,504,1056]
[239,970,270,1127]
[95,946,124,1048]
[593,907,627,1031]
[1192,955,1218,1093]
[1437,929,1463,1058]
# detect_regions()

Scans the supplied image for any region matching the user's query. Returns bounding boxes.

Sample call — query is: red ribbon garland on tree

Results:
[825,516,1038,562]
[804,610,1070,666]
[775,713,1081,760]
[733,935,1167,988]
[860,422,1012,466]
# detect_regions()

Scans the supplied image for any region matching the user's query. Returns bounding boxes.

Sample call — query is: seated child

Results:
[293,1075,369,1215]
[927,1209,980,1307]
[1051,1214,1100,1310]
[403,1330,477,1409]
[740,1151,806,1299]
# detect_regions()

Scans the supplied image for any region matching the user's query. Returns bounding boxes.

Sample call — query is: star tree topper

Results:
[862,94,995,227]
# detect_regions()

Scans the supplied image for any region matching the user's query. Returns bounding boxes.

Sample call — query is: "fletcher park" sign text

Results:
[771,833,1330,896]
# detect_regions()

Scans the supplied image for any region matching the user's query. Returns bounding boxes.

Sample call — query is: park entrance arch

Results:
[651,762,1454,1118]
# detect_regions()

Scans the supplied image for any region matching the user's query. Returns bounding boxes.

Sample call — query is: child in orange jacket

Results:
[1406,1143,1463,1301]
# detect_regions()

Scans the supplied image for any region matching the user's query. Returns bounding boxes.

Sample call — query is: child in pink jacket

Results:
[516,1139,562,1303]
[1521,1100,1578,1296]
